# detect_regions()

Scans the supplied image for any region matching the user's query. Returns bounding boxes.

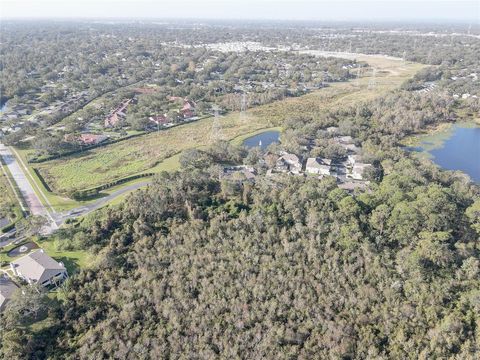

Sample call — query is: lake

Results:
[243,130,280,149]
[410,124,480,183]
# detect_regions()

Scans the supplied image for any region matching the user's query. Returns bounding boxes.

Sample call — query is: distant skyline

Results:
[1,0,479,23]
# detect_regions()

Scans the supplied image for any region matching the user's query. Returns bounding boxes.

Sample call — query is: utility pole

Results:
[427,49,433,64]
[368,68,377,89]
[355,66,362,86]
[210,105,223,143]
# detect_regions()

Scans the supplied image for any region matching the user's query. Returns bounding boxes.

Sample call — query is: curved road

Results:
[56,180,150,223]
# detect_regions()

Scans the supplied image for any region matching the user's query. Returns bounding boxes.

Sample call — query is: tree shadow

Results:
[56,256,80,275]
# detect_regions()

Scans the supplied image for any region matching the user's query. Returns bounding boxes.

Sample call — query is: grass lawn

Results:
[37,237,95,275]
[0,241,20,264]
[31,58,424,195]
[0,236,95,275]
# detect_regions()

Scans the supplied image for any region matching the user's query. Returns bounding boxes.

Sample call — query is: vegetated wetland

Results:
[33,59,422,194]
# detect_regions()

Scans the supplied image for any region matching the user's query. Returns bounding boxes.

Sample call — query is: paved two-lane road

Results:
[0,143,58,233]
[57,180,150,222]
[0,144,49,217]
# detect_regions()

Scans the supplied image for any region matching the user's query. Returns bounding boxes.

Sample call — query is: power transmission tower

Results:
[240,92,247,112]
[239,91,248,123]
[355,66,362,86]
[210,105,223,143]
[427,49,433,64]
[403,51,407,65]
[368,68,377,89]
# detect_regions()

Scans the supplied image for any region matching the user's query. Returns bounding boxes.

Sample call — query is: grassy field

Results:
[31,58,424,194]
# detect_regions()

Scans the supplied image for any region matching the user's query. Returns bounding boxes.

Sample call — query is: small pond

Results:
[408,124,480,183]
[7,241,39,257]
[243,130,280,149]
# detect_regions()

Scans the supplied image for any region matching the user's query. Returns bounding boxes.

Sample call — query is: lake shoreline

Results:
[404,120,480,183]
[401,119,479,149]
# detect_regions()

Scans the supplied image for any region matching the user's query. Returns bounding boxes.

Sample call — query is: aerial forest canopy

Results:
[2,155,478,359]
[0,20,479,360]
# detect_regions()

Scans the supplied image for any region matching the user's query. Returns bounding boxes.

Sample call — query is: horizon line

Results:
[0,17,478,25]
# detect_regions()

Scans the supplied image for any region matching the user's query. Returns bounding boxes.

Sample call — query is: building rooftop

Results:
[11,249,66,285]
[0,274,18,311]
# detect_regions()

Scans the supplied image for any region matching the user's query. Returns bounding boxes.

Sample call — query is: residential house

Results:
[349,162,372,180]
[275,152,302,174]
[10,249,68,288]
[0,274,18,312]
[336,135,353,144]
[167,96,184,102]
[305,157,333,176]
[339,181,369,193]
[347,154,361,167]
[149,114,169,127]
[181,100,196,119]
[105,99,133,127]
[78,134,109,146]
[168,97,197,119]
[343,143,360,154]
[222,166,257,182]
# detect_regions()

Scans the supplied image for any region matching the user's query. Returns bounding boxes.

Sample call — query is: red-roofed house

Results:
[105,99,133,127]
[149,114,169,126]
[78,134,109,145]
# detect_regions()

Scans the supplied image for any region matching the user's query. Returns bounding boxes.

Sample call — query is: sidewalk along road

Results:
[0,143,57,232]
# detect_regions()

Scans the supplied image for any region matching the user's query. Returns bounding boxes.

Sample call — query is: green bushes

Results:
[31,168,52,192]
[70,172,153,200]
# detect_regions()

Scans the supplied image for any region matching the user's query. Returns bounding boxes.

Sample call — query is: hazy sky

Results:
[1,0,479,22]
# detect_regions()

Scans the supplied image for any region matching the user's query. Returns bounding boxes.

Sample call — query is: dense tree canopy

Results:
[1,20,479,359]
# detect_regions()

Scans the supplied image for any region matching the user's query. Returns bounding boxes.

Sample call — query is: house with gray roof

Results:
[348,162,373,180]
[222,165,257,182]
[305,157,332,176]
[275,152,302,174]
[10,249,68,288]
[0,274,18,312]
